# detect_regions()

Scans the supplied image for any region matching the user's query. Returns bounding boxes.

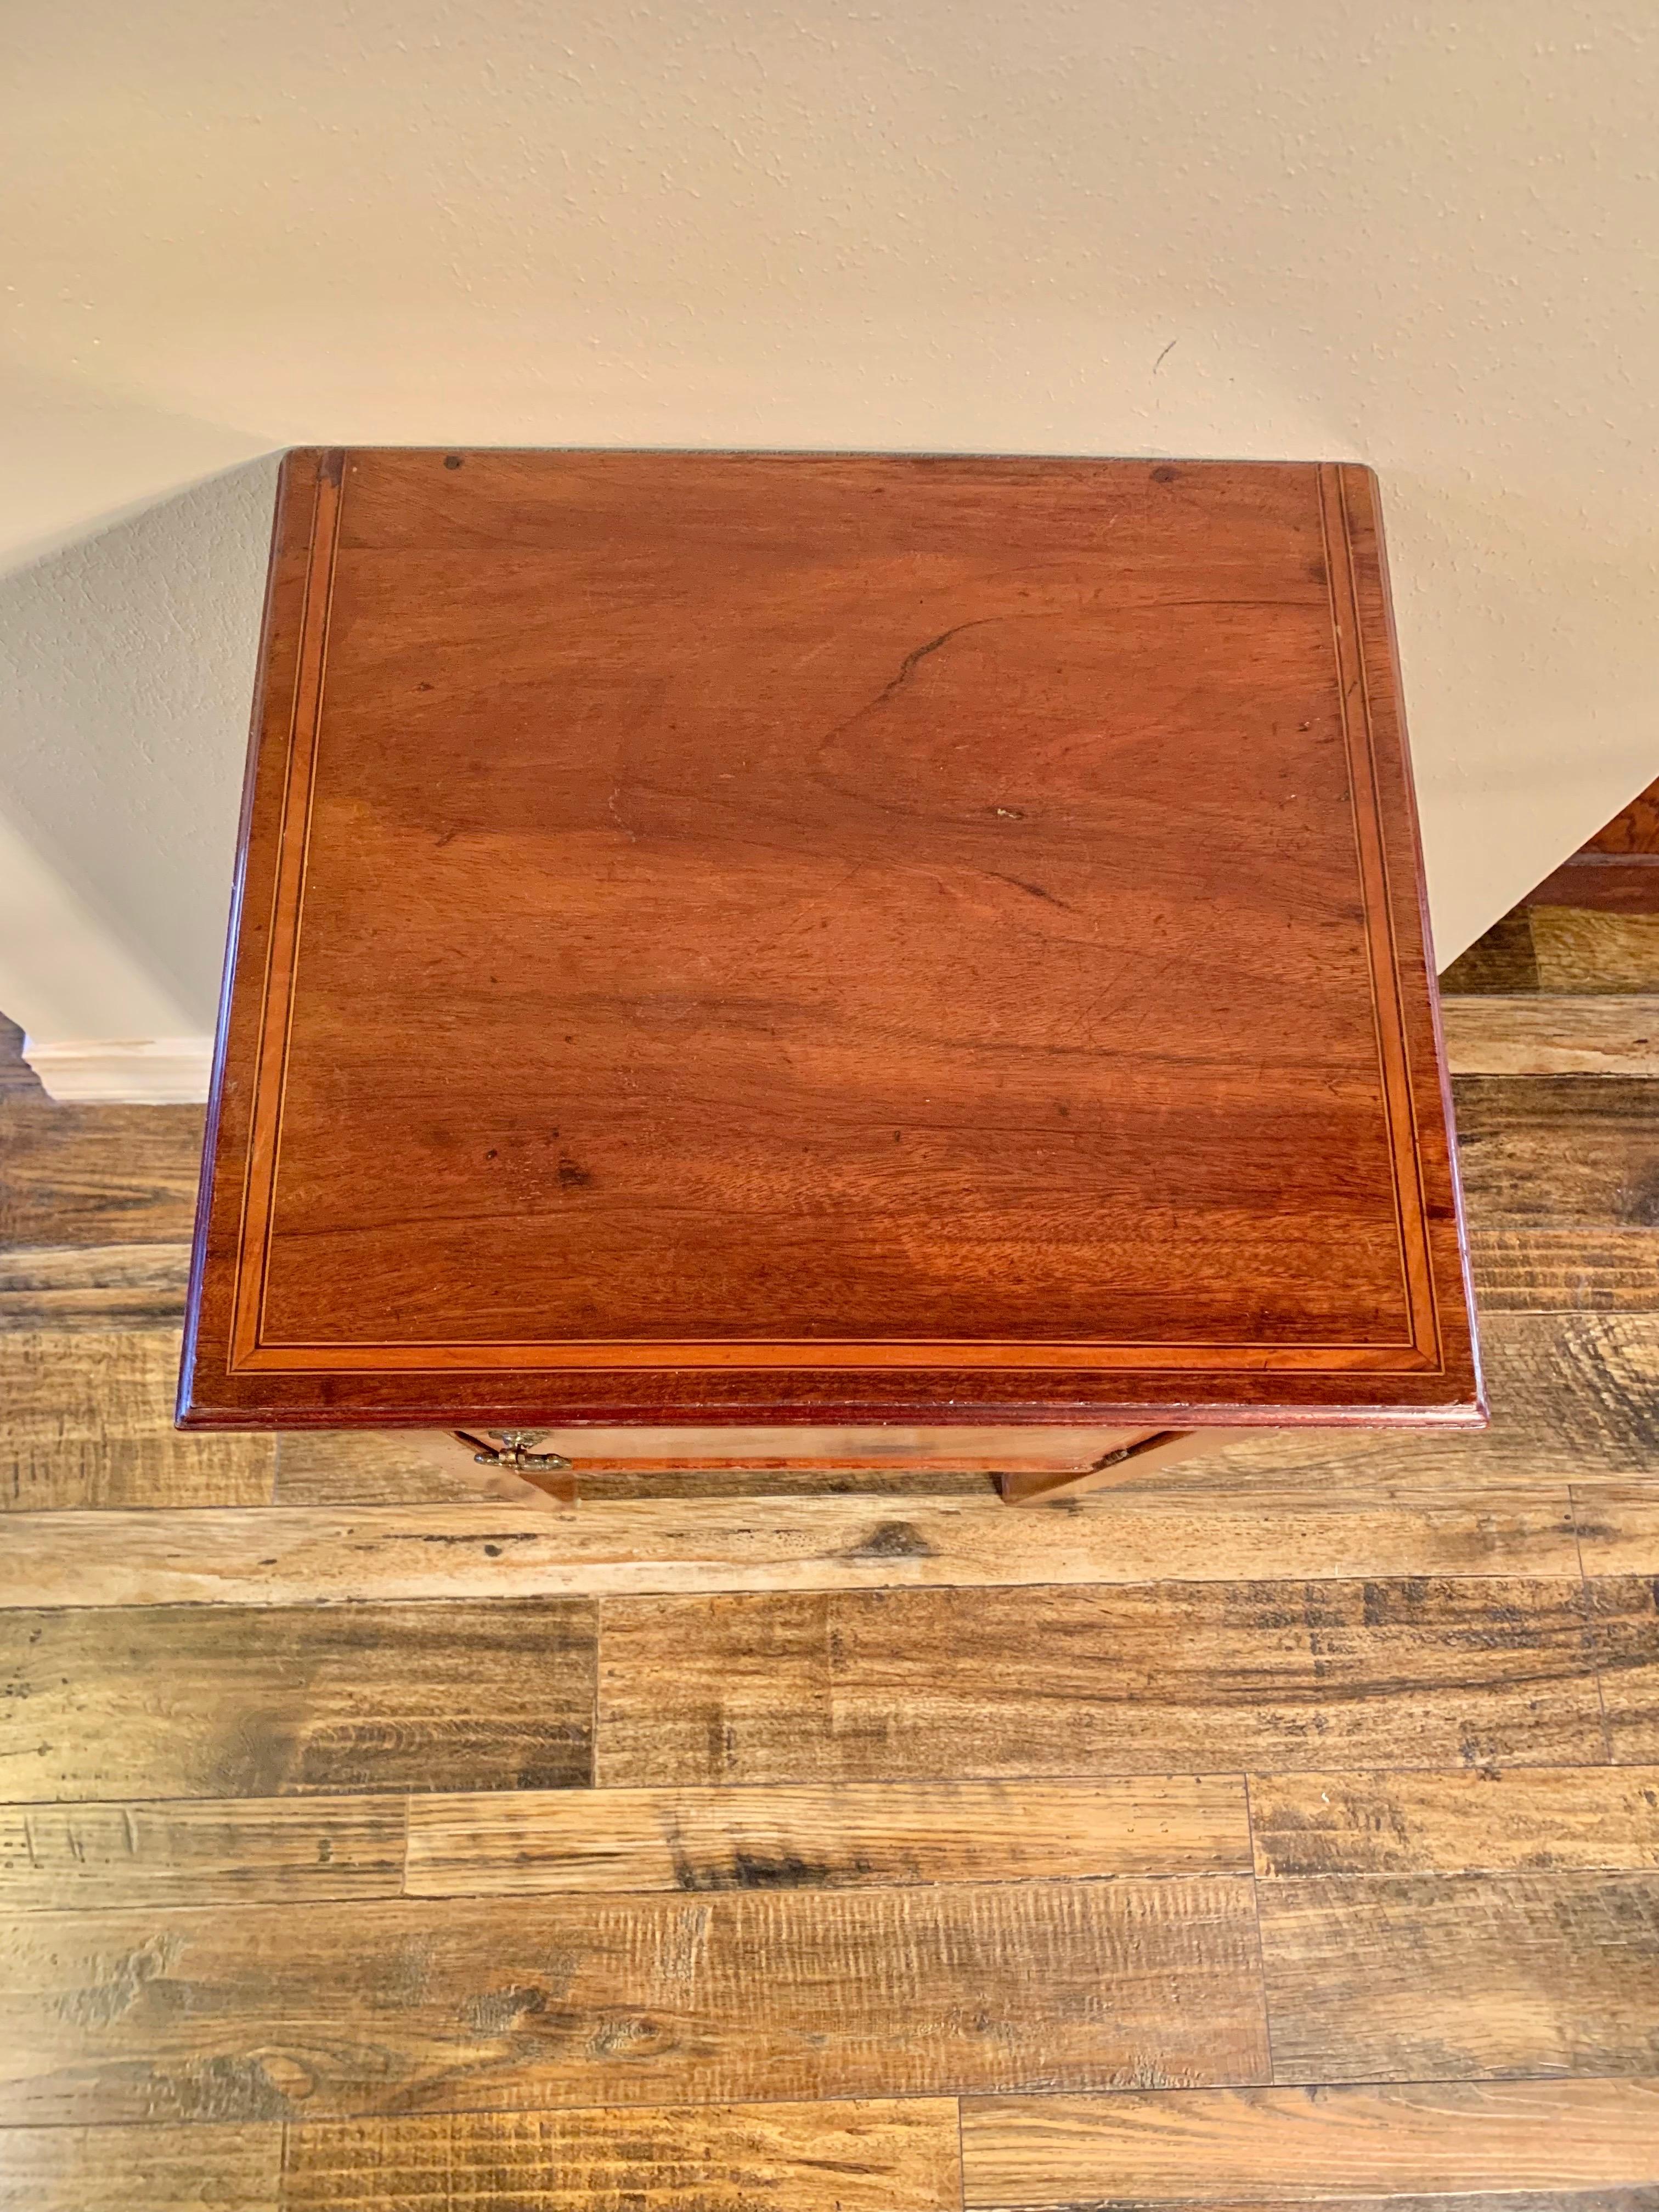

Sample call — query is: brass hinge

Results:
[460,1429,572,1472]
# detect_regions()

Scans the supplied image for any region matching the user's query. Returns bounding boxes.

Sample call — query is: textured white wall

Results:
[0,462,278,1035]
[1,0,1656,1053]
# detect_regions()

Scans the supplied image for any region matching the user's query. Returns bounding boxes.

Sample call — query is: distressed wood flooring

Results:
[2,907,1659,2209]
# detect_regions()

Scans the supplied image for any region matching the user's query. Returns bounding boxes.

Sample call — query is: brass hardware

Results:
[464,1429,572,1472]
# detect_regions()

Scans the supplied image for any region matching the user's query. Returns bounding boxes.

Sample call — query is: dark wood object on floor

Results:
[177,449,1481,1491]
[1522,773,1659,911]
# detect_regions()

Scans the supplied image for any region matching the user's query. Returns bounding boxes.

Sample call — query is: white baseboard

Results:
[22,1033,213,1104]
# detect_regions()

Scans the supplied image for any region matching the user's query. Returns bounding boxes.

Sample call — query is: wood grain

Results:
[0,1330,272,1511]
[1139,1314,1659,1493]
[1587,777,1659,856]
[1438,911,1541,995]
[0,1097,201,1251]
[596,1579,1605,1787]
[1530,909,1659,992]
[0,1880,1269,2123]
[959,2080,1659,2207]
[1442,995,1659,1074]
[404,1775,1252,1897]
[1590,1576,1659,1762]
[0,1600,594,1801]
[1259,1873,1659,2081]
[1526,855,1659,911]
[276,1429,525,1505]
[1575,1484,1659,1572]
[600,1592,836,1788]
[0,1796,406,1911]
[1453,1077,1659,1227]
[282,2101,963,2210]
[0,1491,1582,1611]
[1248,1767,1659,1876]
[183,449,1478,1431]
[1530,788,1659,918]
[0,1243,190,1332]
[6,969,1659,2190]
[1466,1226,1659,1314]
[0,2122,279,2211]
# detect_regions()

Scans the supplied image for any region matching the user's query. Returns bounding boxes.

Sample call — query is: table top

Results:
[179,448,1481,1431]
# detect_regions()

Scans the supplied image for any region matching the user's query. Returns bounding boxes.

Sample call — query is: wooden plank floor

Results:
[3,915,1659,2212]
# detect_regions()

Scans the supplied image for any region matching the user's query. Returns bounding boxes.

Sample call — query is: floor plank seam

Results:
[1578,1573,1618,1766]
[1567,1487,1593,1583]
[548,1754,1628,1793]
[7,1750,1649,1819]
[1240,1775,1279,2089]
[589,1595,601,1794]
[401,1870,1260,1903]
[0,1870,1271,1921]
[8,1478,1598,1507]
[13,1865,1656,1914]
[592,1600,607,1790]
[2,1889,412,1918]
[0,1564,1609,1614]
[1235,2063,1659,2091]
[5,2064,1658,2134]
[396,1791,413,1898]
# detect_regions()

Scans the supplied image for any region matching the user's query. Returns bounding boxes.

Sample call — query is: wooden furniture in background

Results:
[178,449,1481,1498]
[1522,774,1659,912]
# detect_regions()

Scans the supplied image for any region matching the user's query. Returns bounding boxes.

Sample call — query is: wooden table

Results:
[179,449,1481,1503]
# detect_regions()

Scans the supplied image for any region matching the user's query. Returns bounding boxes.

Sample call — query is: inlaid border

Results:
[219,454,1448,1384]
[1318,461,1441,1372]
